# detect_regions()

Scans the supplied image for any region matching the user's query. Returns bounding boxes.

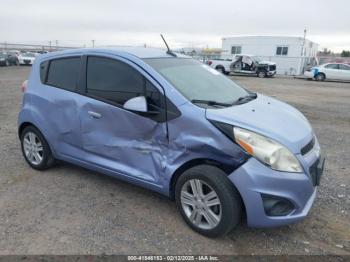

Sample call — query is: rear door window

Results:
[46,57,81,91]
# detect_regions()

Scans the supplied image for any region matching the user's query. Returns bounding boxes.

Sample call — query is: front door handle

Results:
[88,111,102,119]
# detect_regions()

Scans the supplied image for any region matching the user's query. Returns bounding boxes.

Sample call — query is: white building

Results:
[221,36,319,75]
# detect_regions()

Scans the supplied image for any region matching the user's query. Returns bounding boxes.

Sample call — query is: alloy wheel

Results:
[23,132,44,165]
[180,179,222,230]
[258,71,266,78]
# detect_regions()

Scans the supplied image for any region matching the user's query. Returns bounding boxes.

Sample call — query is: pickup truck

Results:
[208,54,277,78]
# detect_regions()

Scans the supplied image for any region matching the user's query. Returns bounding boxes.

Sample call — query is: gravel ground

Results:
[0,66,349,255]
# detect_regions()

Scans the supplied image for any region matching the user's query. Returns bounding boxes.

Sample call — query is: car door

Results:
[39,56,83,158]
[78,55,168,186]
[338,64,350,80]
[323,64,340,80]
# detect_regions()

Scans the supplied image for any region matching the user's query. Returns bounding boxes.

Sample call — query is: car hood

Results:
[206,94,313,154]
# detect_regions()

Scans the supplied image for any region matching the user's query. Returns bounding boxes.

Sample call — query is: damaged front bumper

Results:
[228,155,320,227]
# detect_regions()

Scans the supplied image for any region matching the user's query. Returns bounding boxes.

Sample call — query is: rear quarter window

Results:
[46,57,81,91]
[40,61,49,83]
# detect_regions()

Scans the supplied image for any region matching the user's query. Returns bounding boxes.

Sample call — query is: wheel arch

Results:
[18,121,56,157]
[169,158,237,200]
[215,65,225,72]
[18,122,36,138]
[316,72,326,78]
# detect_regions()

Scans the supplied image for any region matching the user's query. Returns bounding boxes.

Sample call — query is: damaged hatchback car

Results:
[18,47,325,237]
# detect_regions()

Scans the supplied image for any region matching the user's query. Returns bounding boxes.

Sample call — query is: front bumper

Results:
[19,59,33,65]
[228,143,323,227]
[267,70,276,76]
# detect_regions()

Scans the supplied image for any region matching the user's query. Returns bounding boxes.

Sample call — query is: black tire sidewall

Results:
[175,165,242,237]
[20,126,52,170]
[216,66,225,74]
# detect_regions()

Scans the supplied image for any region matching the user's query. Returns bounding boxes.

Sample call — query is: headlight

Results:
[234,127,303,173]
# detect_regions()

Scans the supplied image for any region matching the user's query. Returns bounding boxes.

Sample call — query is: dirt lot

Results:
[0,66,349,255]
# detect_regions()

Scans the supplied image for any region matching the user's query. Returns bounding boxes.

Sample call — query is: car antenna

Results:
[160,34,177,57]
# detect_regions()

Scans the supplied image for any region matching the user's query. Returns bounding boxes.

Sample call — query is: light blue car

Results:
[18,47,325,237]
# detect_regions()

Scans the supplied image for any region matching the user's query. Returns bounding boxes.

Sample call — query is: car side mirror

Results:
[123,96,148,113]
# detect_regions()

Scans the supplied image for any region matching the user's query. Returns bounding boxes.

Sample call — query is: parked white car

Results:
[18,52,37,65]
[304,63,350,81]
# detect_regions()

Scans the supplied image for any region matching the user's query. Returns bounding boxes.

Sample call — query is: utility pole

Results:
[92,40,95,48]
[49,41,52,51]
[55,40,58,49]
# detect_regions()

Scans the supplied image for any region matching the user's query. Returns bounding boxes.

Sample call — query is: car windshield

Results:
[22,53,35,57]
[144,58,249,106]
[0,53,7,58]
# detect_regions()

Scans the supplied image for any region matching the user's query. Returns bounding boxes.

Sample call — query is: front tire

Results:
[257,70,266,78]
[20,126,55,170]
[315,73,325,81]
[175,165,242,237]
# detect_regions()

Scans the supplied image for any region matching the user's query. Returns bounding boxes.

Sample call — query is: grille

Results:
[269,65,276,71]
[301,137,315,155]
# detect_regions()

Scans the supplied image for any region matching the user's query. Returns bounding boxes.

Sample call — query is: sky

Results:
[1,0,349,52]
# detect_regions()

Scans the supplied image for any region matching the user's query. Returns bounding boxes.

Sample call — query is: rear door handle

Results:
[88,111,102,119]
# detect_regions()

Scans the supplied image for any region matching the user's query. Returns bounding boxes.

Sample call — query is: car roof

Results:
[40,47,189,60]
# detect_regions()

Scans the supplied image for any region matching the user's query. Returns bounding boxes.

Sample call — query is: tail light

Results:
[21,80,28,93]
[208,60,212,65]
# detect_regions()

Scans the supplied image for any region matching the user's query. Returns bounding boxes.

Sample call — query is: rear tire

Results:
[20,126,55,170]
[315,73,325,81]
[175,165,242,237]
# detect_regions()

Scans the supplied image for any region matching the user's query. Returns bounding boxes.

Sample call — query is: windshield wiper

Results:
[191,99,232,107]
[234,92,257,105]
